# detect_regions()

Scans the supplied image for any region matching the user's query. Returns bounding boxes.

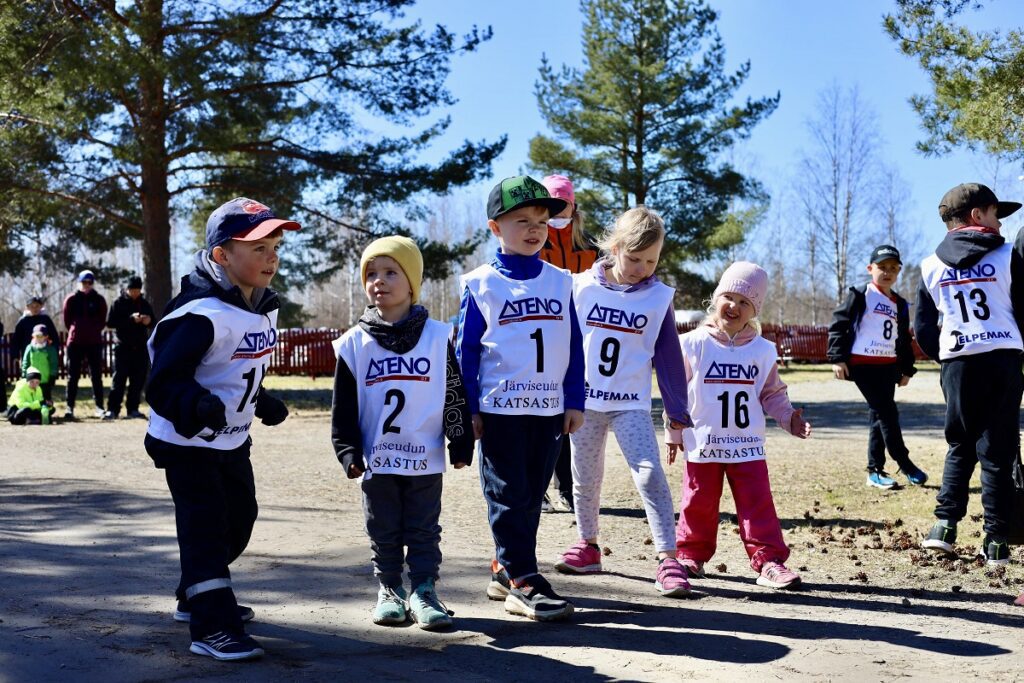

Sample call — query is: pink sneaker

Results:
[554,540,602,574]
[677,557,706,579]
[655,558,691,597]
[756,561,801,589]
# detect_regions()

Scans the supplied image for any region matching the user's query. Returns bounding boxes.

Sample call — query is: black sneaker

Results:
[922,521,957,554]
[487,560,511,601]
[125,410,147,419]
[189,631,264,661]
[983,535,1010,566]
[504,574,573,622]
[174,600,255,623]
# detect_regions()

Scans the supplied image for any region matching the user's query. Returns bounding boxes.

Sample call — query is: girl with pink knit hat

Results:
[666,261,812,589]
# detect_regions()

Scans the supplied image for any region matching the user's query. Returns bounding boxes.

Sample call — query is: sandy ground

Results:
[2,369,1024,682]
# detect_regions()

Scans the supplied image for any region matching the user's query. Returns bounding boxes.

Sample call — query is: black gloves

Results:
[255,391,289,426]
[196,394,227,431]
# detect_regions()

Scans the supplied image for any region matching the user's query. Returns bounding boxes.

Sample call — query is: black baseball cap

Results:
[487,175,568,220]
[938,183,1021,222]
[125,275,143,289]
[206,197,301,248]
[869,245,901,265]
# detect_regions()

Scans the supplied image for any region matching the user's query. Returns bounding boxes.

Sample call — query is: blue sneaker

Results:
[903,467,928,486]
[866,471,896,489]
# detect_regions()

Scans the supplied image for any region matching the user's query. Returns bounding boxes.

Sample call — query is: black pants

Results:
[9,407,41,425]
[551,435,574,498]
[937,350,1023,538]
[479,413,564,580]
[851,363,914,473]
[164,454,258,639]
[107,345,149,415]
[40,381,53,404]
[361,473,443,588]
[66,344,104,409]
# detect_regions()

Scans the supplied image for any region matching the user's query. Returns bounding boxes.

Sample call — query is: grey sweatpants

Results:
[570,409,676,552]
[361,472,443,588]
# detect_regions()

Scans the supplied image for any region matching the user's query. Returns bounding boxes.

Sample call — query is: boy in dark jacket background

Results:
[62,271,108,419]
[104,275,155,420]
[828,245,924,490]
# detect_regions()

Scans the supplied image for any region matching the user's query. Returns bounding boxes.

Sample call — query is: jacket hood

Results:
[934,230,1005,269]
[702,319,758,346]
[165,250,279,316]
[590,257,660,292]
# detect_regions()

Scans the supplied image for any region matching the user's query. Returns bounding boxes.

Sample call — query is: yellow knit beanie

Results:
[359,236,423,304]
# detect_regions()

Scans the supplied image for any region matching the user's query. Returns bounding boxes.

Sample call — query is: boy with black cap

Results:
[145,197,297,661]
[6,367,49,425]
[915,183,1024,566]
[457,175,585,622]
[828,244,924,489]
[104,274,155,419]
[332,235,474,630]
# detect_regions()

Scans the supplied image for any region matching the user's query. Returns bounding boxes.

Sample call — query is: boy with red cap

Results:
[145,197,298,661]
[916,183,1024,569]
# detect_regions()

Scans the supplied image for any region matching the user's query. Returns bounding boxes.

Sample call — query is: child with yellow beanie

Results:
[331,235,475,630]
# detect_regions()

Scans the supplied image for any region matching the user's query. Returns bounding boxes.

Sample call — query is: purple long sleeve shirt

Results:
[590,260,691,426]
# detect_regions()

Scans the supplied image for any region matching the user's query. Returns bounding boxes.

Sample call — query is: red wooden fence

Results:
[1,323,930,381]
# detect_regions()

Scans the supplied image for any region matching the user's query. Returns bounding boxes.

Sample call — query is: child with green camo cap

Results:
[331,235,475,630]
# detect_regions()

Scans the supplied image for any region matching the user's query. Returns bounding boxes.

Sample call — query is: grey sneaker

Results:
[922,521,957,554]
[372,584,407,625]
[504,574,573,622]
[408,578,453,630]
[983,535,1010,566]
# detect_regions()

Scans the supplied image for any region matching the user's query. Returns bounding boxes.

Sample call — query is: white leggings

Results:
[569,409,676,553]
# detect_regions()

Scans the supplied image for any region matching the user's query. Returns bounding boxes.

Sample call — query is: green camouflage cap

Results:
[486,175,568,220]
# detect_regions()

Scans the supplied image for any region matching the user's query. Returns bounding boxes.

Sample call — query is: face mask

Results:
[548,217,571,229]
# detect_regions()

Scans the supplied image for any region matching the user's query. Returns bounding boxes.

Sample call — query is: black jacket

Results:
[827,283,917,378]
[107,292,155,348]
[331,305,474,476]
[12,313,60,361]
[144,262,285,468]
[914,230,1024,361]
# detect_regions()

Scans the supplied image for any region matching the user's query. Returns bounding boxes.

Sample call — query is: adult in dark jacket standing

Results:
[104,275,155,419]
[62,270,108,419]
[13,296,61,364]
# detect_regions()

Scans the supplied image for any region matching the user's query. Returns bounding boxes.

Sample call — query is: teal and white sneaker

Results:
[372,584,407,625]
[866,471,896,489]
[983,535,1010,566]
[409,578,453,630]
[922,521,957,554]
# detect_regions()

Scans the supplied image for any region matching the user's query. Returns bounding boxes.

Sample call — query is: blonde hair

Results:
[569,209,589,251]
[703,296,762,335]
[596,205,665,254]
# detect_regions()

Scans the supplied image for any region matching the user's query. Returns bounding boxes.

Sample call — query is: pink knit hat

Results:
[713,261,768,315]
[541,174,575,208]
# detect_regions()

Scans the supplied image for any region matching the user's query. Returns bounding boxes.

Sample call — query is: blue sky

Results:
[394,0,1023,247]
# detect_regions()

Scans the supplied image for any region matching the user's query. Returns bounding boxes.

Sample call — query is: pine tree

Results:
[528,0,778,299]
[0,1,504,315]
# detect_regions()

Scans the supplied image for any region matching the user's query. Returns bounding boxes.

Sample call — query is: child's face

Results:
[972,204,1001,231]
[548,203,574,229]
[27,302,42,315]
[31,333,47,345]
[611,240,663,285]
[715,292,755,335]
[215,234,283,292]
[364,256,412,313]
[489,205,550,256]
[28,379,40,390]
[867,259,900,292]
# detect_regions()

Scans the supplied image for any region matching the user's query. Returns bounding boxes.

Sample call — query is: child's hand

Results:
[453,462,467,469]
[667,442,679,465]
[471,414,483,440]
[347,463,365,479]
[790,408,811,439]
[831,363,849,380]
[563,409,584,435]
[898,375,910,387]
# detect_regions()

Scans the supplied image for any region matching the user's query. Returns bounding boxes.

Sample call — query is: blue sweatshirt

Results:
[456,250,586,415]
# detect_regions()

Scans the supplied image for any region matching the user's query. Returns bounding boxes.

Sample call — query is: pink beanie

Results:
[713,261,768,315]
[541,174,575,208]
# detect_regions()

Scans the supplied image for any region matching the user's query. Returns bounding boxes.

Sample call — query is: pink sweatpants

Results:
[676,459,789,573]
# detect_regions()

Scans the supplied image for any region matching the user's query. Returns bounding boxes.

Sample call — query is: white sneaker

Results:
[94,407,106,418]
